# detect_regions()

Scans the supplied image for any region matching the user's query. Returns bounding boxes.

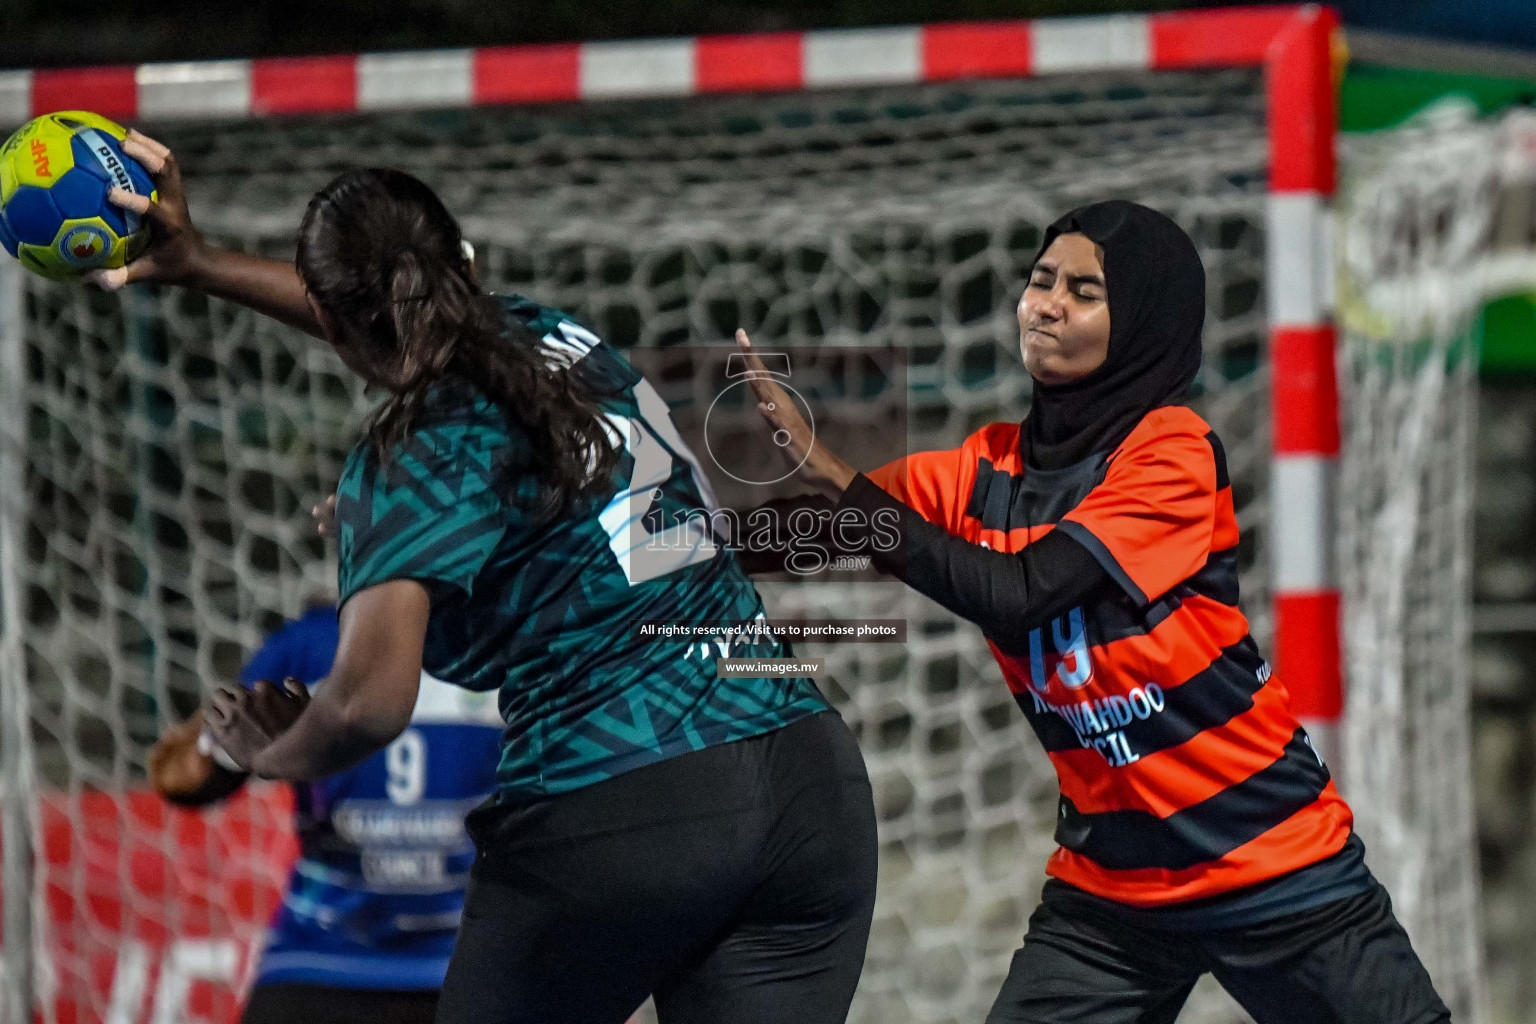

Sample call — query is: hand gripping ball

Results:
[0,111,157,281]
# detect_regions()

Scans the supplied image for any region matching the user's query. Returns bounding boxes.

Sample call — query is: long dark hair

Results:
[296,168,620,518]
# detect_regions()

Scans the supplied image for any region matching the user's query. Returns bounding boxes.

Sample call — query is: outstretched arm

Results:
[838,473,1116,641]
[208,580,427,781]
[86,130,323,340]
[734,329,1117,640]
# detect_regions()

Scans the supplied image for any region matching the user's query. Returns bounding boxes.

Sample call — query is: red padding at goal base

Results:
[1149,7,1296,69]
[697,33,804,93]
[1274,590,1343,720]
[31,66,138,120]
[0,785,297,1024]
[475,44,581,105]
[252,56,357,115]
[1270,324,1340,455]
[922,22,1033,81]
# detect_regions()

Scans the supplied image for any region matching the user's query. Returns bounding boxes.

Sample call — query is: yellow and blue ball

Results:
[0,111,157,281]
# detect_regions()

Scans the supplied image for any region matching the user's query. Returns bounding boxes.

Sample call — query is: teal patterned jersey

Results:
[336,295,828,799]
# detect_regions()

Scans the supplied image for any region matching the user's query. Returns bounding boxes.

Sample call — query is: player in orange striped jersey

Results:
[736,201,1452,1023]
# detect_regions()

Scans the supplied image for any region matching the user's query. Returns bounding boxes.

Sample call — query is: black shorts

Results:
[241,983,438,1024]
[434,710,878,1024]
[987,880,1452,1024]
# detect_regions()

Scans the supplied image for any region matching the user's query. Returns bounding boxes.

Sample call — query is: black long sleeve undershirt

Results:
[731,493,840,576]
[733,476,1121,648]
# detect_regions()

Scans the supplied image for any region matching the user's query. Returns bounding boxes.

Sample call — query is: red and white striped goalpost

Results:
[0,6,1344,744]
[1264,7,1343,765]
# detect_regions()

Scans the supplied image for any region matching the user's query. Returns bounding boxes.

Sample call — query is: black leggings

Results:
[434,711,878,1024]
[242,984,438,1024]
[987,881,1452,1024]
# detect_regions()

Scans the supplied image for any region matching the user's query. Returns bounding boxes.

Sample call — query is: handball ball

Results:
[0,111,156,281]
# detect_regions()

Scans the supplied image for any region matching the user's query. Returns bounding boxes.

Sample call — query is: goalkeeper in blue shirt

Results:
[150,591,503,1024]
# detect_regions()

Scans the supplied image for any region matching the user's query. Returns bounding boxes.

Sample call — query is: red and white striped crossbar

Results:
[0,4,1344,751]
[0,6,1304,123]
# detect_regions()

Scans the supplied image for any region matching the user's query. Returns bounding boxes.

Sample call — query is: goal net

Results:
[1332,100,1536,1024]
[0,51,1488,1024]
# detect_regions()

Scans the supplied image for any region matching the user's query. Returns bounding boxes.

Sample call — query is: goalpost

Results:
[0,6,1491,1022]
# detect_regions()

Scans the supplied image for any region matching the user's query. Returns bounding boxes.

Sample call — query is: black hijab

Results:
[1022,200,1206,470]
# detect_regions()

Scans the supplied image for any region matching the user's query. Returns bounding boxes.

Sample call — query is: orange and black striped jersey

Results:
[862,406,1354,907]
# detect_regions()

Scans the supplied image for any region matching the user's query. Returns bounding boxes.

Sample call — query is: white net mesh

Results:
[0,67,1477,1024]
[1332,101,1536,1024]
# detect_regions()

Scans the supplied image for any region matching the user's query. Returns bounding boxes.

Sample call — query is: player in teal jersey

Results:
[96,131,877,1024]
[331,291,831,796]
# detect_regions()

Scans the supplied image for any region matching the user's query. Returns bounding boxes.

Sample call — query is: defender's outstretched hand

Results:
[206,677,311,775]
[734,328,856,499]
[86,130,205,292]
